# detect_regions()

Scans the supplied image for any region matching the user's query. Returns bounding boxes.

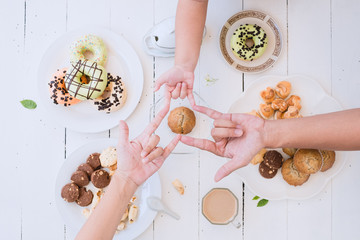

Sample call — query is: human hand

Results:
[180,105,265,182]
[116,92,180,186]
[154,65,196,105]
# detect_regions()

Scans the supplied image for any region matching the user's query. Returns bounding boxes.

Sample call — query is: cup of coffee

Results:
[202,188,241,228]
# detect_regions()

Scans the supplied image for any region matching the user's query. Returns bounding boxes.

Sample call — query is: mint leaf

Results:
[252,196,260,200]
[20,99,37,109]
[257,199,269,207]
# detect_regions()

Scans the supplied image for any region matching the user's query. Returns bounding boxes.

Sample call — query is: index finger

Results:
[193,105,224,120]
[140,91,171,139]
[187,90,196,107]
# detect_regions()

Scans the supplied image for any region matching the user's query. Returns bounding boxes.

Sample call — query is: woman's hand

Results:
[154,65,196,105]
[180,105,265,182]
[116,92,180,186]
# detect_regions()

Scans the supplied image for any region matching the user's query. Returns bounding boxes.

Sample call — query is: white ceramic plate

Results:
[219,10,282,73]
[38,27,143,133]
[55,138,161,239]
[150,92,211,153]
[229,75,348,200]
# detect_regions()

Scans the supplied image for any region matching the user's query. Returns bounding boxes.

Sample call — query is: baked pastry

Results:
[282,148,297,157]
[283,106,301,119]
[71,170,89,187]
[61,183,80,202]
[168,107,196,134]
[259,103,274,119]
[76,187,94,207]
[100,146,117,168]
[320,150,336,172]
[293,149,323,174]
[271,99,288,112]
[263,150,283,169]
[260,87,276,103]
[274,111,284,120]
[86,153,101,170]
[91,169,111,188]
[259,161,278,179]
[286,95,302,110]
[281,158,310,186]
[247,109,262,118]
[275,81,291,99]
[77,163,94,178]
[250,148,267,165]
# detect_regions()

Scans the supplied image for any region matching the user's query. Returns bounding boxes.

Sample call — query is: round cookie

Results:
[293,149,323,174]
[91,169,111,188]
[259,161,278,179]
[61,183,80,202]
[282,148,297,157]
[168,107,196,134]
[77,163,94,178]
[281,158,310,186]
[100,146,117,168]
[71,170,89,187]
[86,153,101,170]
[263,150,283,169]
[320,150,336,172]
[76,187,94,207]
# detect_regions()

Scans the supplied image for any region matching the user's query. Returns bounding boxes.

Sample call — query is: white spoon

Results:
[147,196,180,220]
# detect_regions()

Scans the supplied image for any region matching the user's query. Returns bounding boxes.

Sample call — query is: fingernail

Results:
[236,125,242,129]
[235,129,243,136]
[141,151,146,157]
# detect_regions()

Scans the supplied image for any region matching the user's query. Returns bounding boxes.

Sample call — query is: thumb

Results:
[118,120,129,144]
[214,157,248,182]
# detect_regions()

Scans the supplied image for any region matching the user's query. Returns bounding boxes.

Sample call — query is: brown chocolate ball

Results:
[61,183,80,202]
[91,169,111,188]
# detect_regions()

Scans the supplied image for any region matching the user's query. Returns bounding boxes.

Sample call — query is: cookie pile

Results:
[61,152,111,207]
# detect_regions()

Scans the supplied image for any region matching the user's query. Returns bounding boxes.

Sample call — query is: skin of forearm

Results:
[263,109,360,151]
[175,0,208,71]
[75,173,137,240]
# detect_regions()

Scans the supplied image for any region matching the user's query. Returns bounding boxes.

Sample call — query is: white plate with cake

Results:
[38,27,143,133]
[55,138,161,239]
[229,75,348,200]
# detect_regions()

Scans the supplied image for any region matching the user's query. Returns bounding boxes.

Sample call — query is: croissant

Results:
[260,87,276,103]
[286,95,302,110]
[259,103,274,119]
[274,111,284,120]
[275,81,292,99]
[271,99,288,112]
[283,106,301,119]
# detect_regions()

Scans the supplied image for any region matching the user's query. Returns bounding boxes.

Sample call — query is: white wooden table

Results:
[2,0,360,239]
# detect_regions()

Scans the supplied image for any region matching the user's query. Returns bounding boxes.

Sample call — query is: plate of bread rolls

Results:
[229,75,348,200]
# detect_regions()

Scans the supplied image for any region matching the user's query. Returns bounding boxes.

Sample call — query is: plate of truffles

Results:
[38,27,143,133]
[229,75,348,200]
[55,138,161,239]
[219,10,282,73]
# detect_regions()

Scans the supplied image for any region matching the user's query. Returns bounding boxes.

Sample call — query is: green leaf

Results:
[257,199,269,207]
[20,99,37,109]
[204,74,218,86]
[252,196,260,200]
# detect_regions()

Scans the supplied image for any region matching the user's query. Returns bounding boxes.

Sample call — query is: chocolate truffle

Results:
[91,169,111,188]
[71,170,89,187]
[61,183,79,202]
[86,153,101,170]
[259,161,278,179]
[76,187,94,207]
[77,163,94,177]
[263,150,283,169]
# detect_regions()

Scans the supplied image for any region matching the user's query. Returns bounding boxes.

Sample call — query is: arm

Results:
[75,173,137,240]
[264,108,360,150]
[175,0,208,72]
[155,0,208,101]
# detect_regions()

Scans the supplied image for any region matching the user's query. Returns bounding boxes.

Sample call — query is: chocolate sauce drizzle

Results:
[65,60,104,99]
